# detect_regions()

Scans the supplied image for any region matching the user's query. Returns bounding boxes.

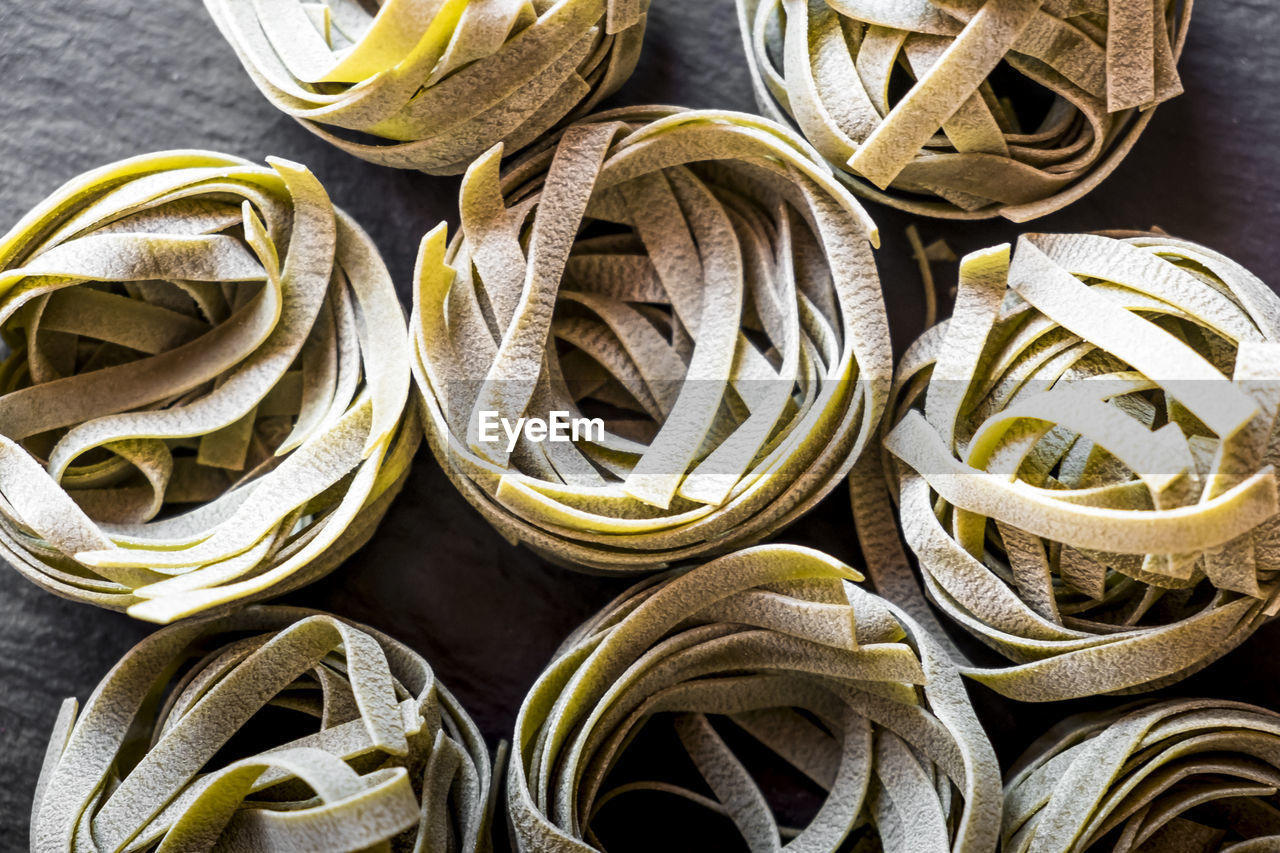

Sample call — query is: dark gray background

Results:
[1,2,1278,850]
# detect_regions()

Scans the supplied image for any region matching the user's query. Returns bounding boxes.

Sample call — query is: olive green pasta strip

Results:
[888,412,1277,554]
[126,414,418,623]
[848,0,1042,189]
[467,123,618,463]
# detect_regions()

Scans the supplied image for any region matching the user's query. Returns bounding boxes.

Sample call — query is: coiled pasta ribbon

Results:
[856,231,1280,701]
[412,107,893,571]
[0,151,418,623]
[508,544,1001,852]
[31,607,494,852]
[737,0,1191,220]
[1005,698,1280,852]
[205,0,650,174]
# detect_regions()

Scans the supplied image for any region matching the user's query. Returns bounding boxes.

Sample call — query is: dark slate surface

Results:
[1,2,1279,850]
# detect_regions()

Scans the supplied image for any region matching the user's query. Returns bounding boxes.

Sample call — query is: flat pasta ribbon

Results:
[0,151,419,624]
[854,231,1280,701]
[507,544,1002,852]
[30,606,495,853]
[735,0,1192,220]
[411,106,893,572]
[1004,698,1280,852]
[204,0,650,175]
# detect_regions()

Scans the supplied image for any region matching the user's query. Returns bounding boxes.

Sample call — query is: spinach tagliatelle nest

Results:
[508,544,1001,853]
[736,0,1191,220]
[1004,698,1280,852]
[204,0,650,175]
[0,152,418,624]
[411,107,893,571]
[31,607,494,853]
[856,231,1280,702]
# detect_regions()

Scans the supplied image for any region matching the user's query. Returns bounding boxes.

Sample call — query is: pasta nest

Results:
[508,544,1001,853]
[0,151,418,623]
[1005,698,1280,852]
[411,107,893,572]
[30,607,493,853]
[864,231,1280,701]
[204,0,651,174]
[737,0,1191,220]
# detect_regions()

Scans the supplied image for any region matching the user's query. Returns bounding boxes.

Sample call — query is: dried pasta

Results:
[411,106,893,571]
[205,0,650,174]
[0,151,418,623]
[508,544,1001,852]
[31,607,494,852]
[856,231,1280,700]
[1005,698,1280,852]
[737,0,1192,220]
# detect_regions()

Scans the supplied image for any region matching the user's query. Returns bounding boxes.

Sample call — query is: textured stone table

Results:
[1,2,1278,850]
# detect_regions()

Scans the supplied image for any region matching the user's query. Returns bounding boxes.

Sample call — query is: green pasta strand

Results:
[411,106,893,572]
[204,0,650,175]
[508,543,1002,852]
[1005,698,1280,852]
[30,606,494,853]
[0,151,419,623]
[736,0,1192,221]
[855,231,1280,701]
